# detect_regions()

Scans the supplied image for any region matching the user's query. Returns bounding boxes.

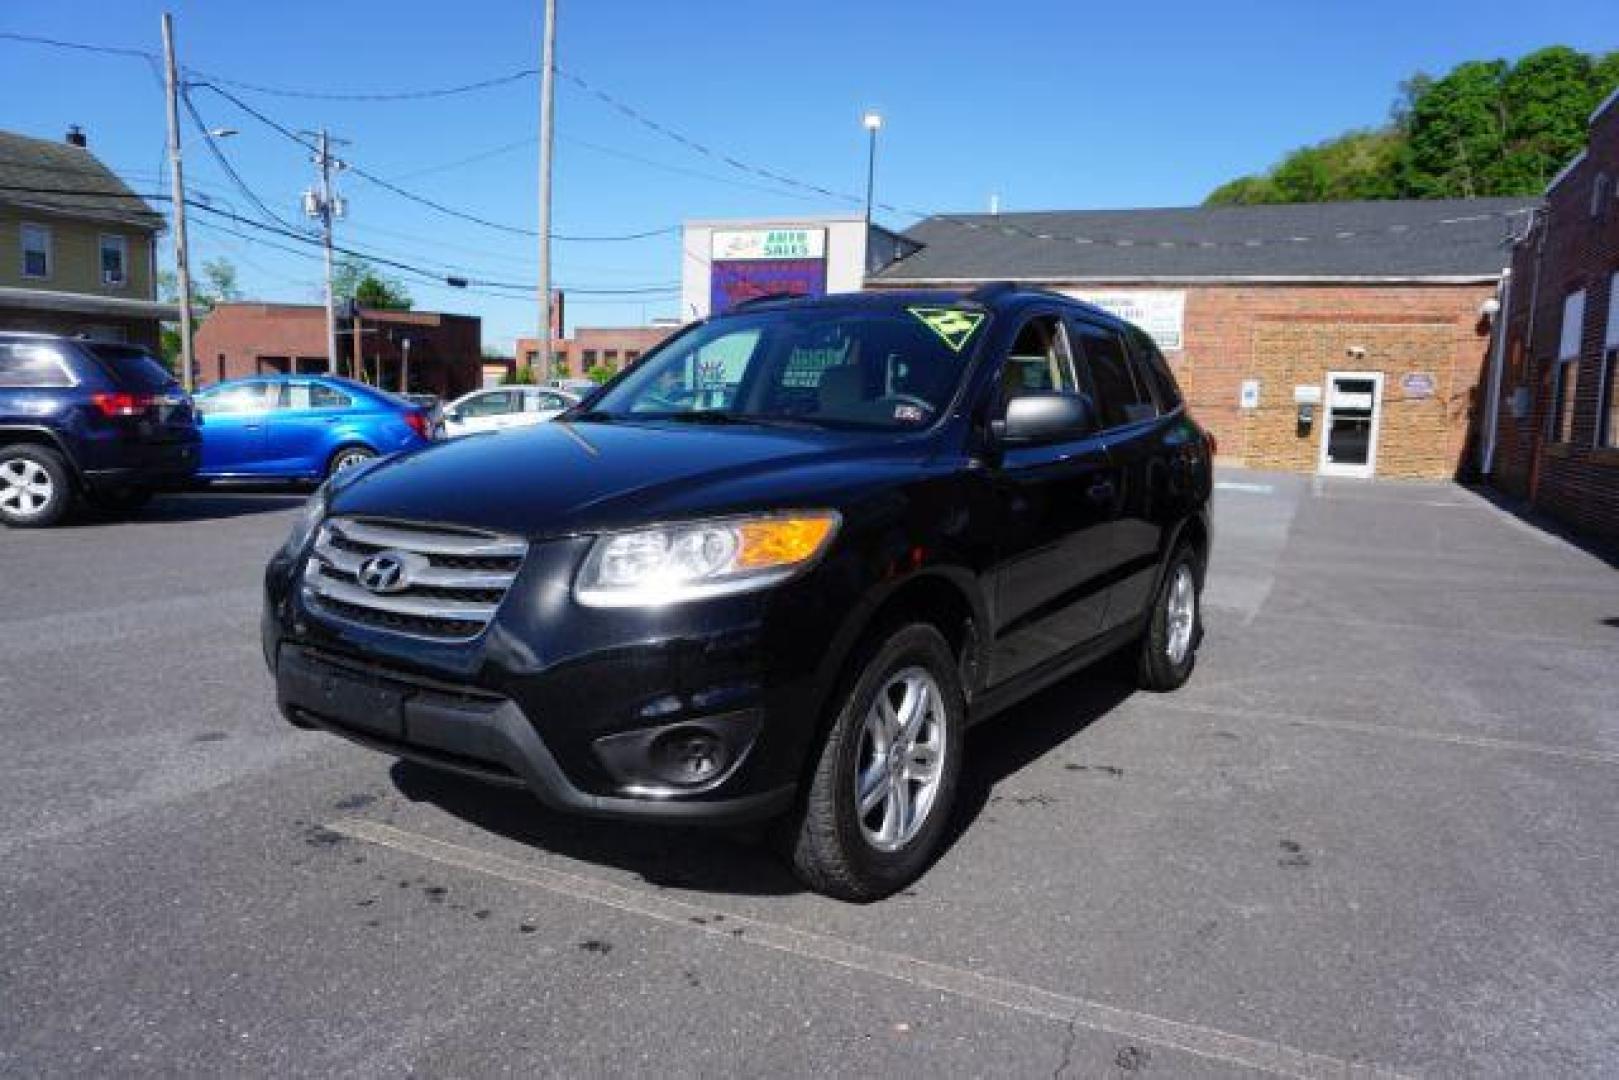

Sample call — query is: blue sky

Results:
[4,0,1613,351]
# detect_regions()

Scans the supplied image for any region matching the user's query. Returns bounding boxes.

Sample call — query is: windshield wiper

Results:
[657,410,749,425]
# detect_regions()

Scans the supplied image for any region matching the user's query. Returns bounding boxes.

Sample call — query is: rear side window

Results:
[0,343,75,388]
[1070,321,1155,428]
[1126,328,1183,410]
[281,382,354,411]
[84,343,175,392]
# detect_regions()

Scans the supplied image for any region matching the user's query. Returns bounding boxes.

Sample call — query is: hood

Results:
[328,420,916,538]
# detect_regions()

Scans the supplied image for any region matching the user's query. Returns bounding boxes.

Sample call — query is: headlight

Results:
[575,511,840,608]
[283,485,329,557]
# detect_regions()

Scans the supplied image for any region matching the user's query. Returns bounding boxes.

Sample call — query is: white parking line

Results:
[1215,481,1276,494]
[1155,700,1619,768]
[328,818,1406,1080]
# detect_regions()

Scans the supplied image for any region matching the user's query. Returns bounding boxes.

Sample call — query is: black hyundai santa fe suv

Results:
[263,286,1213,900]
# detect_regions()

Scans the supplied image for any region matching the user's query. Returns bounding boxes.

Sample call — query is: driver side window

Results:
[1000,315,1079,403]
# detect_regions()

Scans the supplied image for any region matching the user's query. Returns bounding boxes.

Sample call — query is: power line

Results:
[187,80,678,243]
[191,66,538,102]
[0,29,154,61]
[179,86,307,235]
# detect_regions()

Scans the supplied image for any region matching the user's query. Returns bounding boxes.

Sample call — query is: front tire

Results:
[326,445,375,478]
[781,623,965,902]
[1136,543,1203,692]
[0,445,73,528]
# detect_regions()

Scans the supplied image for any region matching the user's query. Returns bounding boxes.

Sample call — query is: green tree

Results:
[157,258,243,369]
[501,365,537,385]
[1205,47,1619,204]
[332,257,413,310]
[586,362,617,385]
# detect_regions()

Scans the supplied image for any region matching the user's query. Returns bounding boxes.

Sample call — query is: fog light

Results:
[651,728,728,786]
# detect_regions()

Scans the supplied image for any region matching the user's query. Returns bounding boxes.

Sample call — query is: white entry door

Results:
[1317,371,1384,479]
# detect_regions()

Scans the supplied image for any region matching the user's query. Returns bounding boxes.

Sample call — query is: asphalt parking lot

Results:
[2,472,1616,1077]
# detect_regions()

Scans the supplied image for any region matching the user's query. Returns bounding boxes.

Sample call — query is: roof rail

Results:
[731,291,807,310]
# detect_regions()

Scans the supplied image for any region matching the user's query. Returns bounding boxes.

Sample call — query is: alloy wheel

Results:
[0,458,55,519]
[854,667,947,853]
[1165,564,1196,665]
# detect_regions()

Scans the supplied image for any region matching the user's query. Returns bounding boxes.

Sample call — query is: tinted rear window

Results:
[85,344,177,392]
[0,343,75,388]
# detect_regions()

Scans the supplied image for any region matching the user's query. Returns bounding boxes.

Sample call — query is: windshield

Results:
[582,307,986,430]
[85,343,177,392]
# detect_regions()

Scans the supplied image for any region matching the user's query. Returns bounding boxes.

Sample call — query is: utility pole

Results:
[302,130,347,375]
[160,12,195,392]
[535,0,558,377]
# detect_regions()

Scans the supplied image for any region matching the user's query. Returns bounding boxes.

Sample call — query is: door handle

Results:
[1086,478,1116,503]
[324,416,340,424]
[243,423,263,431]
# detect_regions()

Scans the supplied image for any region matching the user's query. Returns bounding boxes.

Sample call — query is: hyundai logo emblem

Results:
[356,550,415,594]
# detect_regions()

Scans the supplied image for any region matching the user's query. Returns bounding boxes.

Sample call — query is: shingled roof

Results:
[0,129,165,231]
[873,198,1534,283]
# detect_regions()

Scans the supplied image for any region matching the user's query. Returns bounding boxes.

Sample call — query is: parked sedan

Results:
[193,375,431,483]
[440,386,579,438]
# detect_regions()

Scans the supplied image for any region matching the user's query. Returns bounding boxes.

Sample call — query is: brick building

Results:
[1481,89,1619,543]
[514,323,679,380]
[868,199,1532,480]
[193,302,482,398]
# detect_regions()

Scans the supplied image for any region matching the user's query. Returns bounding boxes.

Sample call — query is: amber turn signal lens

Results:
[736,514,838,569]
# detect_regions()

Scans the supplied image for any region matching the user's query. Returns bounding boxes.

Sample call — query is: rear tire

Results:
[0,445,73,528]
[779,623,965,902]
[326,445,375,478]
[1136,543,1202,692]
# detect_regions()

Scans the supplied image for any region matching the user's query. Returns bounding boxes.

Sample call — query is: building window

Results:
[1550,289,1585,443]
[20,223,51,279]
[582,349,597,365]
[1603,275,1619,448]
[625,350,641,364]
[99,235,128,286]
[1593,173,1611,220]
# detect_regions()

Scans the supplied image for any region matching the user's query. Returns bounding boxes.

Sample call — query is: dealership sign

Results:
[1062,290,1186,351]
[711,228,827,261]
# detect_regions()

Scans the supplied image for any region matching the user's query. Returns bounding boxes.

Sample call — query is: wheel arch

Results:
[797,566,988,783]
[0,426,83,486]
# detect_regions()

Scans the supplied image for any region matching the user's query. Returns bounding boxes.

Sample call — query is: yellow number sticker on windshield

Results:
[908,307,985,353]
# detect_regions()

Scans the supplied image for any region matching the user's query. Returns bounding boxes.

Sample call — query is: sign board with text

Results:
[1062,289,1186,351]
[711,228,827,262]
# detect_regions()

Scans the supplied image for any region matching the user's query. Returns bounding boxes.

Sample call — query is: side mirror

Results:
[995,392,1097,445]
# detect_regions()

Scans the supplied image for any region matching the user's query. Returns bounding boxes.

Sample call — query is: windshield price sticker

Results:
[908,308,986,352]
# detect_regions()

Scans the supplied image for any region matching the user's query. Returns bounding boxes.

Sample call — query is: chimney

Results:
[65,125,87,148]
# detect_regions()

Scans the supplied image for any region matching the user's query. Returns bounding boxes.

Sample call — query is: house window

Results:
[99,235,128,286]
[1602,275,1619,448]
[582,349,598,365]
[1550,289,1585,443]
[20,223,51,279]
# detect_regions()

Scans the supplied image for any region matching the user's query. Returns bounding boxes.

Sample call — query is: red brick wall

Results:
[194,303,482,398]
[1491,96,1619,543]
[517,325,677,379]
[1169,283,1495,478]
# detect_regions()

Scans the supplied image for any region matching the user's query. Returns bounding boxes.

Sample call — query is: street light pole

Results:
[862,110,883,227]
[536,0,558,378]
[160,12,195,392]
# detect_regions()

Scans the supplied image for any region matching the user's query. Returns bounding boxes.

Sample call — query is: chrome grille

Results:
[302,517,528,641]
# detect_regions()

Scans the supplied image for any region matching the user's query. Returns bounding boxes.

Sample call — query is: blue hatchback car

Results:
[194,375,432,482]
